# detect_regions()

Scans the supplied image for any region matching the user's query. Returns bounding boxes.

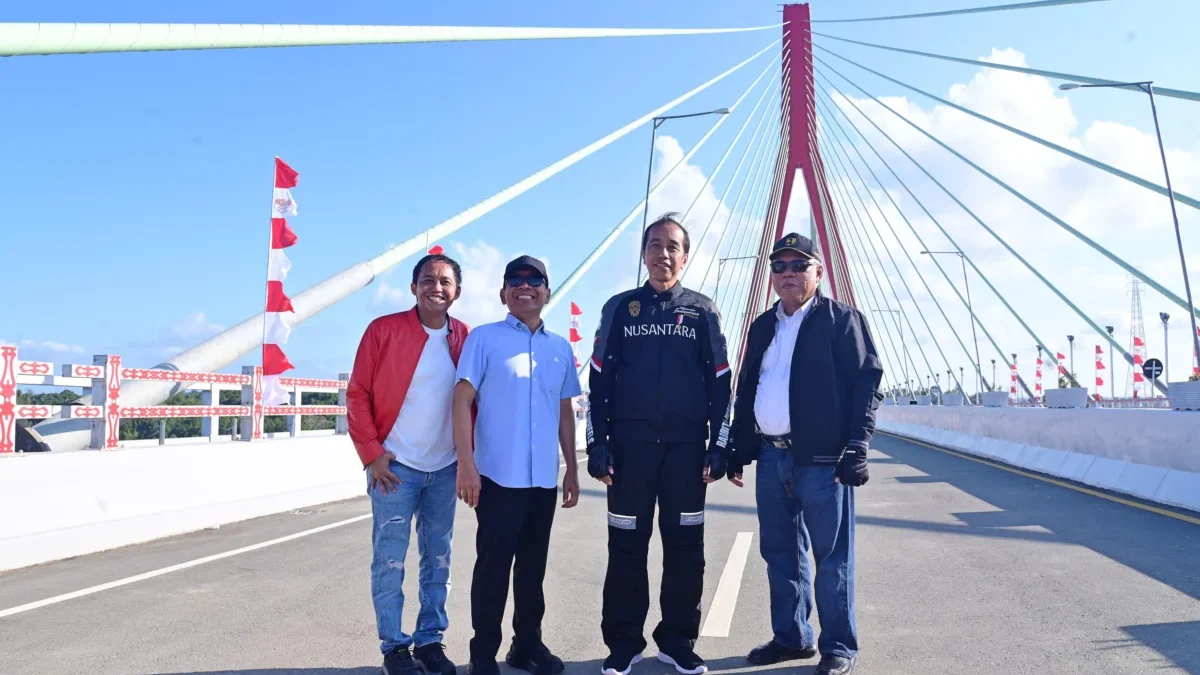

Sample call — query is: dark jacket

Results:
[731,292,884,465]
[587,281,732,450]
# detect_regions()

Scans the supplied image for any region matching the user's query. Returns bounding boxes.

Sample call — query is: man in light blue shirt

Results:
[451,255,582,675]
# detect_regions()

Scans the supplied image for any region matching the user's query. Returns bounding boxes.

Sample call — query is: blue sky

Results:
[4,0,1198,388]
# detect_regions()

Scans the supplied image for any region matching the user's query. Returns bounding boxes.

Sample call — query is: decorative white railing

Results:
[1,345,348,453]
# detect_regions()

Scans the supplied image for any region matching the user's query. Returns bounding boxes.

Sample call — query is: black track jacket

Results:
[587,281,732,452]
[732,292,885,465]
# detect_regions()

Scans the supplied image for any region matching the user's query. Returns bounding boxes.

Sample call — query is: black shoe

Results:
[656,646,707,675]
[747,640,818,666]
[815,655,856,675]
[466,658,499,675]
[414,643,456,675]
[383,647,421,675]
[505,642,565,675]
[600,652,644,675]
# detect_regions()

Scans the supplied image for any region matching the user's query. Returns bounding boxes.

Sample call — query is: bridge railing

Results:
[1,345,349,453]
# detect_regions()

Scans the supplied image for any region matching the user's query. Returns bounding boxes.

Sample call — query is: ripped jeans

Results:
[368,459,457,654]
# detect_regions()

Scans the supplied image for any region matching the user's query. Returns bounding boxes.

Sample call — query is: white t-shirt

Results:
[754,296,816,436]
[383,323,458,472]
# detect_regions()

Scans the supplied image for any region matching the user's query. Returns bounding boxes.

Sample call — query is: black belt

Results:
[760,432,792,449]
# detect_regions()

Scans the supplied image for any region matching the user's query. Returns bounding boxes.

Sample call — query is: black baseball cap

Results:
[769,232,820,262]
[504,255,549,284]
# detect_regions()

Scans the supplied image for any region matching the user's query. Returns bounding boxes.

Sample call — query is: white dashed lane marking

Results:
[699,531,754,638]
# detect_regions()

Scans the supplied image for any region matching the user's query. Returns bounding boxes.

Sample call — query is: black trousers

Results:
[470,477,558,661]
[602,440,707,655]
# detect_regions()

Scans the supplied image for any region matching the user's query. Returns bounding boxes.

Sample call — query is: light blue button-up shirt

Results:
[456,314,583,488]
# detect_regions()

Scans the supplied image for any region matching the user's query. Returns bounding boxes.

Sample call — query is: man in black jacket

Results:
[727,233,883,675]
[587,213,732,675]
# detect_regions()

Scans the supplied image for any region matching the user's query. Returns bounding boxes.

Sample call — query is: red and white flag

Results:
[263,157,300,407]
[1035,356,1043,399]
[569,302,584,368]
[1056,352,1067,375]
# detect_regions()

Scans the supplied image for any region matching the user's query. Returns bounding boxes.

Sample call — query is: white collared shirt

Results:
[754,296,816,436]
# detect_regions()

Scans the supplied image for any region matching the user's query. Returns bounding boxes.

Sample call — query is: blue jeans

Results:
[368,459,457,654]
[755,444,857,658]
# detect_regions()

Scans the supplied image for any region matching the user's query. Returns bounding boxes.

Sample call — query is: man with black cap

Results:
[587,213,732,675]
[452,255,582,675]
[727,233,883,675]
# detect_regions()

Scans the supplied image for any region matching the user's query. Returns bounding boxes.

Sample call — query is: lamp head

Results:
[1160,312,1170,323]
[713,108,731,115]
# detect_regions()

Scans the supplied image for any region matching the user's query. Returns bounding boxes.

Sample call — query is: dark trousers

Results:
[756,444,857,658]
[602,440,707,655]
[469,476,558,661]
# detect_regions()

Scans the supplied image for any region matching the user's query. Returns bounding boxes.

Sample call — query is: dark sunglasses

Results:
[770,260,815,274]
[504,276,546,288]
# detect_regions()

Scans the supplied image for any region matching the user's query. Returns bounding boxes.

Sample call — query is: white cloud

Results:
[372,278,410,306]
[168,312,225,340]
[371,239,514,330]
[449,239,511,329]
[818,47,1200,393]
[18,339,84,354]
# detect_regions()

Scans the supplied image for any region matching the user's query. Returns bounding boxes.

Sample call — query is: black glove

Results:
[587,444,614,481]
[704,447,729,481]
[726,454,746,482]
[836,447,869,487]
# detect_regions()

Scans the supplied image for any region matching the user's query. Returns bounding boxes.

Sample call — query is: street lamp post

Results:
[871,308,914,401]
[638,108,730,285]
[1106,325,1115,399]
[1067,335,1075,382]
[1160,312,1170,384]
[920,250,982,399]
[715,255,758,299]
[1061,82,1200,388]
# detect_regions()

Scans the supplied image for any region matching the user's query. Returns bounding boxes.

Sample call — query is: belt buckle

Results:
[770,437,790,449]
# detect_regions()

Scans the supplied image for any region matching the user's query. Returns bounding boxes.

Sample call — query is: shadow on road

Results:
[1119,621,1200,674]
[872,436,1200,603]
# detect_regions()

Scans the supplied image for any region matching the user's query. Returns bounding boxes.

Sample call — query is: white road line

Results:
[699,531,754,638]
[0,513,371,619]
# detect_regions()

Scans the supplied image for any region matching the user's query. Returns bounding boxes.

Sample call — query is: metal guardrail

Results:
[1,345,348,453]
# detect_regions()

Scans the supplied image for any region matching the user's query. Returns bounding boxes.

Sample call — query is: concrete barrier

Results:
[0,436,365,572]
[981,392,1009,407]
[876,406,1200,514]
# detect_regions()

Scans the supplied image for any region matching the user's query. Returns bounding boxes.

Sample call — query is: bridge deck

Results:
[2,435,1197,674]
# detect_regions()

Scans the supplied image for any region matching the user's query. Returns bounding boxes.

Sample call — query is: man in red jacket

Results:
[347,253,470,675]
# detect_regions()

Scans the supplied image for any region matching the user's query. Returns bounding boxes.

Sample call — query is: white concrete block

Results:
[1152,470,1200,513]
[1057,452,1096,483]
[1025,447,1069,476]
[1110,462,1170,502]
[1010,444,1039,470]
[0,435,365,572]
[996,442,1027,465]
[1082,457,1129,492]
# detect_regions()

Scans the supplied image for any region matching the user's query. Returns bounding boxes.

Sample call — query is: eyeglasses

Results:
[504,276,546,288]
[770,260,815,274]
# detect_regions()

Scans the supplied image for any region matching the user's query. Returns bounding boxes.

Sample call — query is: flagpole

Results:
[262,157,277,389]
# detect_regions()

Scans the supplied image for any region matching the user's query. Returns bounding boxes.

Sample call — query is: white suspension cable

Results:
[0,22,780,57]
[544,45,780,314]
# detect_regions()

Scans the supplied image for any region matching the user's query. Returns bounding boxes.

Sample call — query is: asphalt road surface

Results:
[2,434,1198,675]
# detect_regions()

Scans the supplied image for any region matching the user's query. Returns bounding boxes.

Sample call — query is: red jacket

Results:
[346,308,469,467]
